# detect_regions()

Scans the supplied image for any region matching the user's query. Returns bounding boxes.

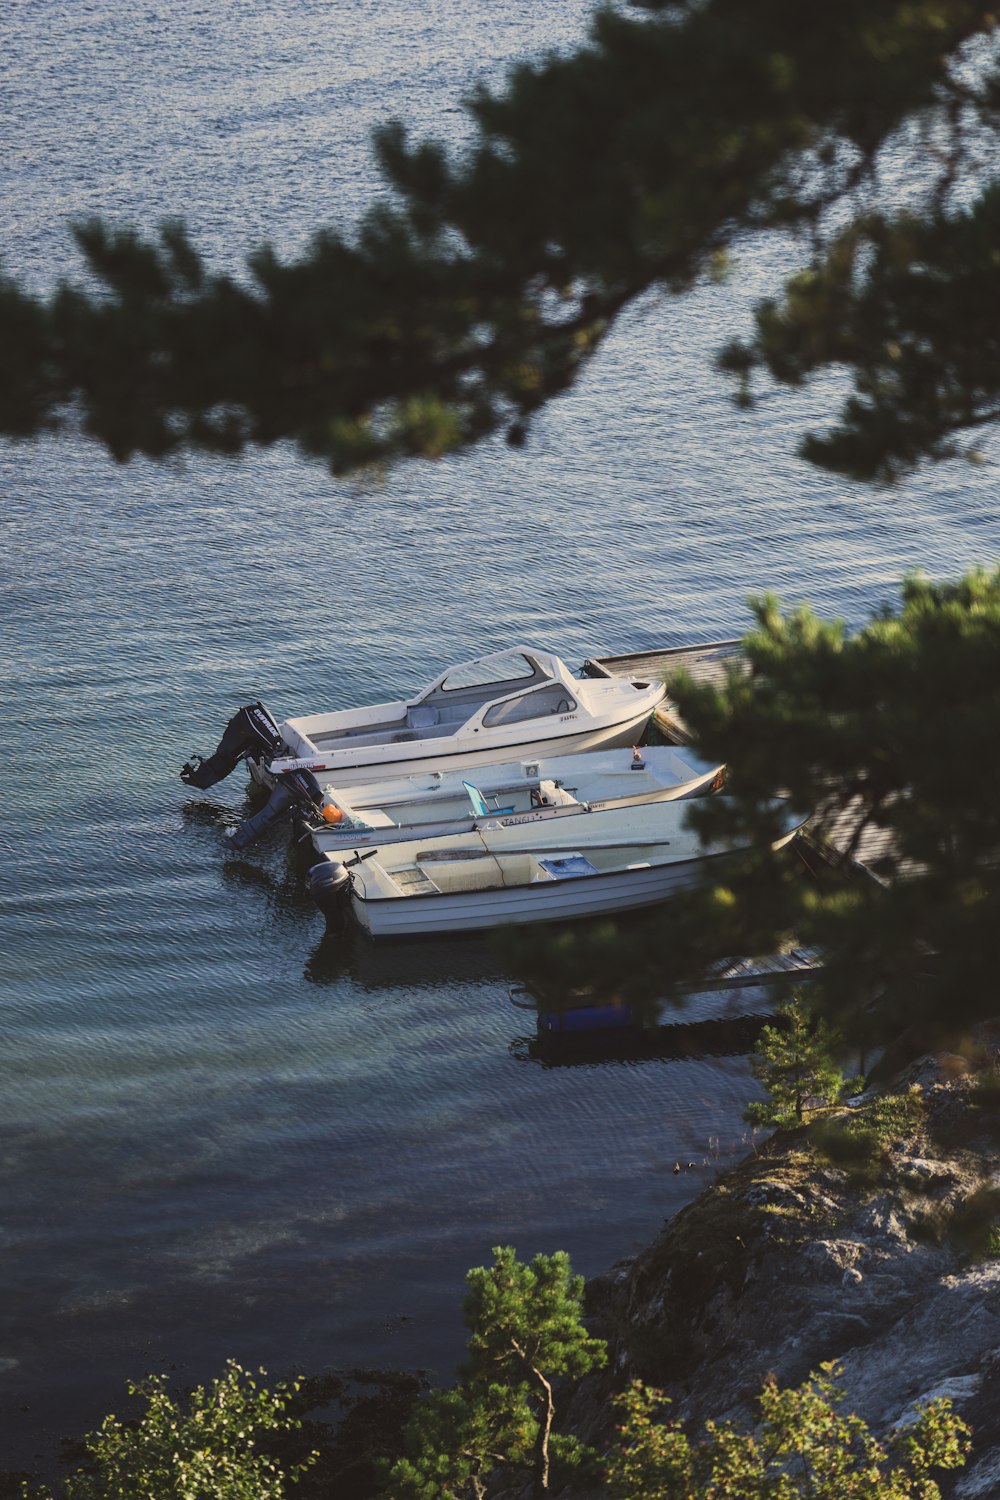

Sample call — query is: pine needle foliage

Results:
[385,1246,607,1499]
[543,567,999,1055]
[2,4,998,479]
[745,996,845,1128]
[512,566,1000,1056]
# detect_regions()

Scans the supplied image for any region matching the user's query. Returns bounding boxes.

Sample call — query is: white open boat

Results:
[180,648,664,795]
[308,800,805,937]
[293,744,724,857]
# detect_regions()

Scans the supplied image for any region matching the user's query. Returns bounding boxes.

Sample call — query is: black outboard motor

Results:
[227,767,326,850]
[309,858,352,913]
[181,702,284,789]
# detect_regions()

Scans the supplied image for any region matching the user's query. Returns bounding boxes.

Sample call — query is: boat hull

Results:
[252,704,658,790]
[352,851,722,937]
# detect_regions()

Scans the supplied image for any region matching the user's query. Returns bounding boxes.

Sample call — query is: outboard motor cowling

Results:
[227,767,326,850]
[309,858,352,912]
[181,702,284,789]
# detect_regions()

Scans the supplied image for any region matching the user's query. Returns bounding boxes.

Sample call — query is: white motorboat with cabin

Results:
[180,649,665,796]
[308,799,805,938]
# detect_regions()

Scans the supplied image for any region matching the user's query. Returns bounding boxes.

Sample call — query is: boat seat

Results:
[534,778,581,808]
[357,809,395,829]
[463,780,515,817]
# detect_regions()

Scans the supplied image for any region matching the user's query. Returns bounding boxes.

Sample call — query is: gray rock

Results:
[893,1373,981,1428]
[575,1062,1000,1499]
[803,1238,865,1276]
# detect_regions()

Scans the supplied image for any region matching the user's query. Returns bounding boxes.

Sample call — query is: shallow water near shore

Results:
[3,0,1000,1473]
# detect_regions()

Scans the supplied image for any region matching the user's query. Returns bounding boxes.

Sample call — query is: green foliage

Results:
[460,1245,607,1389]
[1,4,997,477]
[744,996,844,1128]
[727,184,1000,482]
[507,567,1000,1066]
[387,1384,535,1500]
[622,567,1000,1054]
[947,1182,1000,1259]
[810,1088,925,1185]
[385,1246,607,1498]
[27,1361,315,1500]
[606,1363,971,1499]
[861,1089,925,1145]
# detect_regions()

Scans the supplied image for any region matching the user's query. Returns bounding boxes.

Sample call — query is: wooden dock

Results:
[689,946,823,992]
[584,640,746,745]
[800,798,905,889]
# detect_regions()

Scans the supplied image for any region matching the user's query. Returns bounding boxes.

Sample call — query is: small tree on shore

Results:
[386,1246,607,1499]
[27,1361,315,1500]
[607,1364,971,1499]
[744,996,845,1130]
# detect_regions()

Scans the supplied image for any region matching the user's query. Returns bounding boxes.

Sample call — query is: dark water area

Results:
[3,0,1000,1475]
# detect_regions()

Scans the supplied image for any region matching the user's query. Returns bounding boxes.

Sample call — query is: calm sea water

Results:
[3,0,999,1473]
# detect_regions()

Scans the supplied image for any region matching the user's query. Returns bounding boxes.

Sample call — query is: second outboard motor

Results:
[227,767,326,850]
[181,702,284,789]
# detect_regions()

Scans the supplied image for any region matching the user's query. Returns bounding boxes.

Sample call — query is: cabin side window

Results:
[482,686,576,727]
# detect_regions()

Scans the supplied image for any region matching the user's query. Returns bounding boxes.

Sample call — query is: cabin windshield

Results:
[481,687,576,727]
[436,652,546,694]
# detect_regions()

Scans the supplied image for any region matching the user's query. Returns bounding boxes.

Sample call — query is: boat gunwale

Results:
[265,701,663,778]
[348,834,800,905]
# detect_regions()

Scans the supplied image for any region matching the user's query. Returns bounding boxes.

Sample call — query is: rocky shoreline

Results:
[567,1049,1000,1497]
[9,1053,1000,1498]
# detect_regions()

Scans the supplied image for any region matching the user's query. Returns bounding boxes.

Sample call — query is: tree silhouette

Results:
[1,2,998,481]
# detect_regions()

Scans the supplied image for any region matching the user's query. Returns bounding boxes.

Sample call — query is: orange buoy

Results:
[322,805,346,824]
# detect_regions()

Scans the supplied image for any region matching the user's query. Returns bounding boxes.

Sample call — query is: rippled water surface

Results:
[3,0,1000,1472]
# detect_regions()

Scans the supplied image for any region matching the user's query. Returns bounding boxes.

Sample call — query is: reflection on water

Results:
[306,925,514,992]
[514,1005,776,1069]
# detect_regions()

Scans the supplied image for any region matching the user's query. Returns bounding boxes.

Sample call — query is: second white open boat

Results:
[292,744,723,856]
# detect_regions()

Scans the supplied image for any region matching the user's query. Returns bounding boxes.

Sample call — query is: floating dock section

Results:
[512,946,824,1062]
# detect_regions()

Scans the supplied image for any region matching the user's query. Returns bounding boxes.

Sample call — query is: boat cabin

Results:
[285,650,581,754]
